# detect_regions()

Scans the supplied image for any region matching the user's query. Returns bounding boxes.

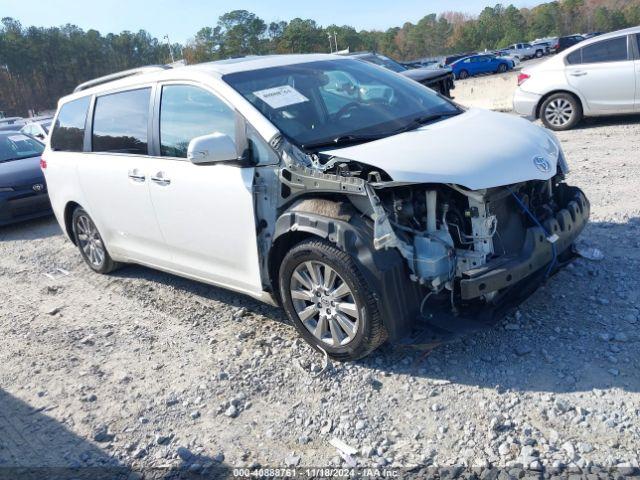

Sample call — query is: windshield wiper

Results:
[301,111,461,152]
[393,111,460,134]
[301,133,388,152]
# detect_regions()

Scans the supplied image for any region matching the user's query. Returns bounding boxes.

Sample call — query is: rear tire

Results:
[535,49,543,58]
[279,239,386,361]
[71,207,120,274]
[540,93,582,131]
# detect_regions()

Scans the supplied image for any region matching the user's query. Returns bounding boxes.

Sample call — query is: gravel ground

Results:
[1,114,640,478]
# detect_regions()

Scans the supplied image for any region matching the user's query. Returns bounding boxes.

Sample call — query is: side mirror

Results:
[187,133,238,165]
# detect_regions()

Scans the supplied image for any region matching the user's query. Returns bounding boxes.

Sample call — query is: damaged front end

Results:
[269,135,589,345]
[370,177,589,342]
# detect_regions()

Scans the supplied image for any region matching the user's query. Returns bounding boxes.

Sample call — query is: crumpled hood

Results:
[322,109,561,190]
[0,156,44,187]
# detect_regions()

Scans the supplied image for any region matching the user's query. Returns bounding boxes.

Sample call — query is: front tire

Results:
[279,239,386,361]
[72,207,120,274]
[535,50,543,58]
[540,93,582,131]
[457,70,469,80]
[497,63,507,73]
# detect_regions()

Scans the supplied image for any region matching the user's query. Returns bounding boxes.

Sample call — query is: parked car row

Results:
[345,52,456,98]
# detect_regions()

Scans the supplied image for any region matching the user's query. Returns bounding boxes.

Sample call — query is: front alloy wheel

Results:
[279,239,386,361]
[290,260,359,347]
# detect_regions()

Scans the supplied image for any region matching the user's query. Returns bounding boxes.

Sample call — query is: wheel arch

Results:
[535,89,585,119]
[63,201,82,245]
[269,197,423,341]
[268,197,357,302]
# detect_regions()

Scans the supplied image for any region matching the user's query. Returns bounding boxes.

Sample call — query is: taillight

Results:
[40,157,47,169]
[517,73,530,86]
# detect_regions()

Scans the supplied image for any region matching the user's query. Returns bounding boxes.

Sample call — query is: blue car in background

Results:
[0,131,51,226]
[450,54,513,80]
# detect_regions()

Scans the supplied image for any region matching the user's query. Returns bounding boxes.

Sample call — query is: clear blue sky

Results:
[2,0,540,43]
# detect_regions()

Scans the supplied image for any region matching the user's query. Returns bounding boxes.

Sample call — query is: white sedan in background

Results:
[514,26,640,130]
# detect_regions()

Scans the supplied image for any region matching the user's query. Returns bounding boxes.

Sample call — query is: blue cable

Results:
[507,187,557,277]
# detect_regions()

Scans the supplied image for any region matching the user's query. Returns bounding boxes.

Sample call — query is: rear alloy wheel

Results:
[72,207,120,274]
[279,239,386,361]
[540,93,582,131]
[457,70,469,80]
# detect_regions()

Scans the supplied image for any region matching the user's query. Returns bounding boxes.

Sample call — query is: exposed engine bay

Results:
[265,134,589,334]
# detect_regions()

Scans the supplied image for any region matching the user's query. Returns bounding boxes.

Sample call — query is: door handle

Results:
[127,169,146,182]
[150,172,171,186]
[569,71,587,77]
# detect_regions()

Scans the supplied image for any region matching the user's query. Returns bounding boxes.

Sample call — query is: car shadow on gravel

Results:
[111,264,289,324]
[0,388,129,479]
[360,218,640,395]
[0,216,60,242]
[0,389,232,480]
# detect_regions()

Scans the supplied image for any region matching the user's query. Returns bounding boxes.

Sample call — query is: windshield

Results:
[0,133,44,162]
[224,59,459,150]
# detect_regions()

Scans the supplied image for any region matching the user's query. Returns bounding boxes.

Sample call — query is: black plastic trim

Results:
[273,203,423,341]
[460,186,590,300]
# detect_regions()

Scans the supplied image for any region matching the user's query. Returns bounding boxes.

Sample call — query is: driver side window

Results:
[159,84,235,158]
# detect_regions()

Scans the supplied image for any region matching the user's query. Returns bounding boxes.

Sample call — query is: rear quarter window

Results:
[566,50,582,65]
[50,97,90,152]
[581,36,628,63]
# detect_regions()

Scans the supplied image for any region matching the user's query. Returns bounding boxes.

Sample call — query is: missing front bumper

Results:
[459,186,589,300]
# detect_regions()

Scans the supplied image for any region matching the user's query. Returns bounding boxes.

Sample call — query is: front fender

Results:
[272,200,423,341]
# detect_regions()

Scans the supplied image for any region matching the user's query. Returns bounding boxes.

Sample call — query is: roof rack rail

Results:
[73,65,172,93]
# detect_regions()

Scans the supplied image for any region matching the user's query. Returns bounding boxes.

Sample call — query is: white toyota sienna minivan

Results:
[43,54,589,360]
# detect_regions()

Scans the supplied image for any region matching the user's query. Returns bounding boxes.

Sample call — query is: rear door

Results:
[77,87,167,265]
[566,35,636,113]
[144,82,263,294]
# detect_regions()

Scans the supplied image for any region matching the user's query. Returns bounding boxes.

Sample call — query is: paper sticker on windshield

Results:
[253,85,309,109]
[8,134,30,142]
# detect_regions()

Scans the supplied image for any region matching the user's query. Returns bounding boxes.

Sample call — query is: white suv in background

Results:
[43,54,589,360]
[514,26,640,130]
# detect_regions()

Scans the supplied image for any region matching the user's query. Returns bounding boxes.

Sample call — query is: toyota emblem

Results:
[32,183,44,192]
[533,156,551,173]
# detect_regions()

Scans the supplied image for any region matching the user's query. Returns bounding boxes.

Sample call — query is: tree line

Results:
[1,0,639,116]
